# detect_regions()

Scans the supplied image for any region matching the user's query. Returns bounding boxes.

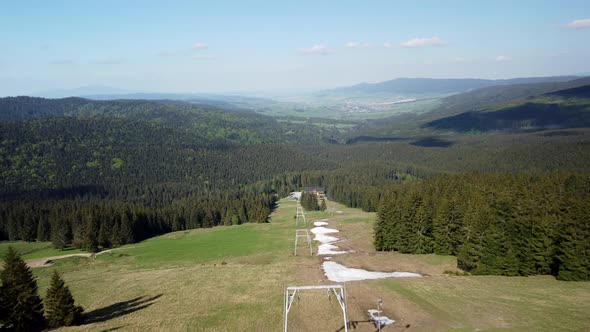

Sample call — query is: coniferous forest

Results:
[373,173,590,280]
[1,88,590,280]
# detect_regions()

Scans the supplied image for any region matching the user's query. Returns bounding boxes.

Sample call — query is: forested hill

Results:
[424,84,590,132]
[0,97,340,249]
[0,118,337,193]
[320,76,579,96]
[0,96,339,145]
[433,76,590,118]
[346,76,590,139]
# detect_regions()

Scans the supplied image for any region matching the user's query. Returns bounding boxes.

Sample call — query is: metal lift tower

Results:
[283,285,349,332]
[295,202,306,227]
[294,229,312,256]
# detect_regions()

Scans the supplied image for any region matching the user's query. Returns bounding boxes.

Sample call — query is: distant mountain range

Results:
[320,76,581,96]
[32,76,587,102]
[33,85,133,98]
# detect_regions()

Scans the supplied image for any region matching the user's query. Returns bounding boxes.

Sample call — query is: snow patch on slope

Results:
[318,243,349,255]
[322,261,422,282]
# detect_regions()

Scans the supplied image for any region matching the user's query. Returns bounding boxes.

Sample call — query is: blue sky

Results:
[1,0,589,96]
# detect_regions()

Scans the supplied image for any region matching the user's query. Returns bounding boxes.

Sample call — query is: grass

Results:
[110,224,287,269]
[0,241,83,260]
[2,198,589,331]
[378,276,590,331]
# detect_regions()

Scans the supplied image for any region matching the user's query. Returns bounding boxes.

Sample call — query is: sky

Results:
[1,0,590,96]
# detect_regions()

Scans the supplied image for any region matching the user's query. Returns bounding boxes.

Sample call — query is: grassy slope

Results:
[0,199,586,331]
[0,241,83,260]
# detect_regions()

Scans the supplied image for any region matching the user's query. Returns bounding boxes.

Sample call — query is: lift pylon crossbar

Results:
[295,203,306,226]
[283,285,348,332]
[294,229,312,256]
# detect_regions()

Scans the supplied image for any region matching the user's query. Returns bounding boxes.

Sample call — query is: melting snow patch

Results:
[310,226,340,244]
[314,233,339,244]
[322,261,422,282]
[368,310,395,326]
[314,221,329,226]
[310,226,339,235]
[318,243,348,255]
[311,225,349,255]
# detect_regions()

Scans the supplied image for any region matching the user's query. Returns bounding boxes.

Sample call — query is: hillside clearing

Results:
[0,198,584,331]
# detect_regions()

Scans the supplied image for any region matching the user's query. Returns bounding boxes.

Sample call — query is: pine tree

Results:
[44,270,83,328]
[51,218,72,250]
[97,217,111,249]
[36,216,50,242]
[319,199,327,211]
[120,211,134,244]
[20,215,37,242]
[412,196,434,254]
[310,194,319,211]
[397,190,421,253]
[432,198,452,255]
[0,246,46,331]
[83,213,99,252]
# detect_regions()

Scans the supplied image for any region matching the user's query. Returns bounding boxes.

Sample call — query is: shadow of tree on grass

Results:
[85,294,163,324]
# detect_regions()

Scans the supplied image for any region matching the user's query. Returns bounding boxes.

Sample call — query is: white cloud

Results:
[192,43,208,50]
[400,37,445,48]
[299,44,333,55]
[565,18,590,29]
[383,42,393,48]
[495,55,511,62]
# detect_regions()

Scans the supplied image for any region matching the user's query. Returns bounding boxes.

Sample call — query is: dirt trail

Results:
[26,249,114,268]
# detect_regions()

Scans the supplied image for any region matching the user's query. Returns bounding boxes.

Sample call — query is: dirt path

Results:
[26,249,114,268]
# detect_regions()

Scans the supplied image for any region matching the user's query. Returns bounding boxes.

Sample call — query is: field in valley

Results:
[2,199,589,331]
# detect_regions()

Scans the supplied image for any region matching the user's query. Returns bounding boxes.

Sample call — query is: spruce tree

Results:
[51,218,71,250]
[120,211,135,244]
[83,213,99,253]
[412,197,434,254]
[45,270,83,328]
[432,198,452,255]
[310,194,319,211]
[0,246,46,331]
[36,217,50,242]
[319,199,327,211]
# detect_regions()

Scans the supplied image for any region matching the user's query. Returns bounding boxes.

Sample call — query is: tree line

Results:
[374,172,590,280]
[299,192,326,211]
[0,189,276,251]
